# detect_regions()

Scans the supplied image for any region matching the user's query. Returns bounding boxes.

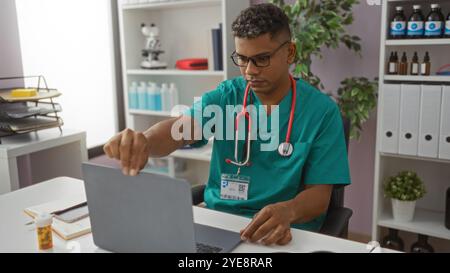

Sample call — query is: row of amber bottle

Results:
[387,51,431,76]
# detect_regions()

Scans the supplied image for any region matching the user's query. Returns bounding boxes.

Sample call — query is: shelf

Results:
[384,75,450,83]
[386,39,450,46]
[129,109,178,117]
[127,69,225,77]
[387,0,449,2]
[122,0,222,11]
[380,152,450,164]
[378,208,450,240]
[170,145,212,162]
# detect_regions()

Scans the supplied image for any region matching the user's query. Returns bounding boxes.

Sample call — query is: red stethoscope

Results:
[226,75,297,167]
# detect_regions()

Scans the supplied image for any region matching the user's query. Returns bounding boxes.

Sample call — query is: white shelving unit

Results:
[386,38,450,46]
[384,75,450,83]
[127,69,225,77]
[372,0,450,250]
[117,0,249,185]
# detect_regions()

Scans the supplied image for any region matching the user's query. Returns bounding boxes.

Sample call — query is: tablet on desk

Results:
[53,202,89,223]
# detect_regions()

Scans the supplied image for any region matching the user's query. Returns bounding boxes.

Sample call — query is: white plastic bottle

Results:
[154,83,162,111]
[137,82,147,110]
[128,81,138,109]
[160,83,171,112]
[169,83,179,112]
[146,82,156,111]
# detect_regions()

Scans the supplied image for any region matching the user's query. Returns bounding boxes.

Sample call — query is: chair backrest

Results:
[328,116,350,209]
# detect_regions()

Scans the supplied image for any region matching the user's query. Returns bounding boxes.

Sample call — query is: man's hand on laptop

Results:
[103,128,151,177]
[240,202,294,246]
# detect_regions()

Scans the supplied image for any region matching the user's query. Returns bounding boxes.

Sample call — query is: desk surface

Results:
[0,177,393,253]
[0,128,86,159]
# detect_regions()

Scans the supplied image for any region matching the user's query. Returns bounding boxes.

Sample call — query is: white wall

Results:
[0,0,23,88]
[15,0,118,148]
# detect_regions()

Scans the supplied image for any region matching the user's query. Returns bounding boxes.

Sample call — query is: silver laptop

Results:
[82,162,242,253]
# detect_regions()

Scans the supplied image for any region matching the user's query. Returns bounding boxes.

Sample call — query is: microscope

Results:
[140,23,168,70]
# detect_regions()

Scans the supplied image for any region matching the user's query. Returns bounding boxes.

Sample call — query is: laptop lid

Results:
[82,162,197,253]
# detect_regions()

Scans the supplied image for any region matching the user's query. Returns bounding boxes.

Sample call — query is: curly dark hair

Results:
[231,3,291,40]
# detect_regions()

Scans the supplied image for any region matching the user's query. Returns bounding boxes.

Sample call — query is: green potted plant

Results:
[384,171,426,222]
[270,0,378,140]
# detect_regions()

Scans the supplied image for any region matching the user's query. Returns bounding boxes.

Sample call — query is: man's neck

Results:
[256,75,291,114]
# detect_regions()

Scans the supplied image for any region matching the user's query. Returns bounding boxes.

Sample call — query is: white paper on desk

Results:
[24,194,87,218]
[24,194,91,241]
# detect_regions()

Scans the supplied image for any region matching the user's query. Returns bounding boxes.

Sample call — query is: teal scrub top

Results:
[184,76,351,232]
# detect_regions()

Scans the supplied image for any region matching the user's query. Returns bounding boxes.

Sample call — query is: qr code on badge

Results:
[238,184,246,192]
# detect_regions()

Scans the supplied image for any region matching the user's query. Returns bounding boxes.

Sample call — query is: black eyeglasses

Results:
[231,41,291,68]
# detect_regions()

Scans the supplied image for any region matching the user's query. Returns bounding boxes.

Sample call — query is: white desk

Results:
[0,177,394,253]
[0,129,88,194]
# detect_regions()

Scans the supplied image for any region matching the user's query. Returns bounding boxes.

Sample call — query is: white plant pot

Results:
[391,199,416,222]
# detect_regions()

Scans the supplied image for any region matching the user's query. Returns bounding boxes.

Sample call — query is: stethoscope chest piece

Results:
[278,142,294,157]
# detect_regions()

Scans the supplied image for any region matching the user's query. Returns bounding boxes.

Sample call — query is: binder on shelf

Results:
[381,84,401,154]
[211,23,223,71]
[440,86,450,160]
[399,84,421,156]
[418,85,442,158]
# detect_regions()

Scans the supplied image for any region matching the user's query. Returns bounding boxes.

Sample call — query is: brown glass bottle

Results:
[410,52,419,75]
[420,51,431,76]
[399,52,408,75]
[387,52,397,74]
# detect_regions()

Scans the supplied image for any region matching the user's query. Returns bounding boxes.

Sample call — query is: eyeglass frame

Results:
[230,40,291,68]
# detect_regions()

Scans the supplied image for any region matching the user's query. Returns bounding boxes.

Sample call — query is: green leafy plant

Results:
[384,171,426,202]
[336,77,378,140]
[270,0,378,140]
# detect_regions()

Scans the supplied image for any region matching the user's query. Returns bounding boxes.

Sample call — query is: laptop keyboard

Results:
[196,243,223,253]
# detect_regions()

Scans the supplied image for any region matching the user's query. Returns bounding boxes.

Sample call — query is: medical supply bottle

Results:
[445,12,450,38]
[381,228,404,251]
[390,6,406,39]
[407,5,425,39]
[146,82,157,111]
[137,82,147,110]
[160,83,170,111]
[35,212,53,250]
[399,52,408,75]
[169,83,179,110]
[154,83,162,111]
[387,52,396,75]
[128,81,138,109]
[410,234,434,253]
[394,52,399,74]
[420,52,431,76]
[410,52,419,75]
[425,4,444,38]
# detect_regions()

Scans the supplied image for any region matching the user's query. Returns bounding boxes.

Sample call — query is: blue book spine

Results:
[211,25,223,71]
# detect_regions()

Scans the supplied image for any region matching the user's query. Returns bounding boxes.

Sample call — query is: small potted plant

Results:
[384,171,426,222]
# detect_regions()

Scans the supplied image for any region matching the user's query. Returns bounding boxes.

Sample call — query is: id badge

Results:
[220,174,250,201]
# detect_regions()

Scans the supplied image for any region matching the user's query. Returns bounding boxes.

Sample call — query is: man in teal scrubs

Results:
[104,3,351,246]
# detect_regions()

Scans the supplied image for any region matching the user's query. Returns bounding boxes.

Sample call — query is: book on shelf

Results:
[211,23,223,71]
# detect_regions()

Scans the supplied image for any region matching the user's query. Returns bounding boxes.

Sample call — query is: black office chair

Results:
[191,116,353,239]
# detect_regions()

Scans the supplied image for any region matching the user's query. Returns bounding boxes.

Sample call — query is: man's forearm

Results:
[143,116,200,158]
[285,185,332,225]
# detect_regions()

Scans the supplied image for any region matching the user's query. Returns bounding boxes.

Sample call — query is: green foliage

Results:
[336,77,378,140]
[270,0,379,140]
[270,0,362,89]
[384,171,426,202]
